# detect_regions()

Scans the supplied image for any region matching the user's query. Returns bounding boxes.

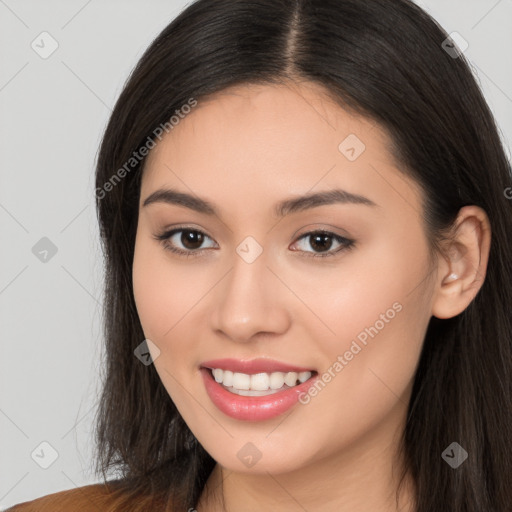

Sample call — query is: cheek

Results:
[286,235,429,397]
[282,239,412,346]
[132,236,224,399]
[132,241,168,339]
[132,240,200,408]
[132,238,203,341]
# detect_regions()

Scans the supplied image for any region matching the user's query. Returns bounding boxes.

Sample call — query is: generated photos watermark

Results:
[95,97,198,200]
[298,301,403,405]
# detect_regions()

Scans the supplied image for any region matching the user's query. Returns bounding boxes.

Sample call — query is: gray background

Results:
[1,0,511,508]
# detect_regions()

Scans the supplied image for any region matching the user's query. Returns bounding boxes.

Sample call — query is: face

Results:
[132,81,436,475]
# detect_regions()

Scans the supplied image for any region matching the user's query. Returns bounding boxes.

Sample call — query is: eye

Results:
[290,230,355,258]
[154,227,355,259]
[154,227,217,257]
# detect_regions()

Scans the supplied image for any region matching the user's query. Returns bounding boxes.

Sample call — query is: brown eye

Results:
[180,230,205,250]
[291,230,355,258]
[154,227,218,257]
[309,233,335,252]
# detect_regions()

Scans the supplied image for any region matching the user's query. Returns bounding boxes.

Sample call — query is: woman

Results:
[7,0,511,510]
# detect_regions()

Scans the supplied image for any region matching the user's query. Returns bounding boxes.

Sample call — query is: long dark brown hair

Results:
[93,0,512,510]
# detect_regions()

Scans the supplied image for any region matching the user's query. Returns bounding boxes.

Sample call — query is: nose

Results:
[209,247,291,343]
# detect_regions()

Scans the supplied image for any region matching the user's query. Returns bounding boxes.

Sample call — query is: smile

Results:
[200,358,319,421]
[209,368,313,396]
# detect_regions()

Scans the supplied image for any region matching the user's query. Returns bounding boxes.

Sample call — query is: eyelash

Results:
[153,226,356,259]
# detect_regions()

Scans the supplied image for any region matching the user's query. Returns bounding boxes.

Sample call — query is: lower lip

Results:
[200,367,319,421]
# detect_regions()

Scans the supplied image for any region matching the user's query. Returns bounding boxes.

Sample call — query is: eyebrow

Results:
[142,187,379,217]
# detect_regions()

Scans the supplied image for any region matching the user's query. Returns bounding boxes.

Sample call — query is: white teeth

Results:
[284,372,298,387]
[222,370,233,387]
[232,372,251,390]
[269,372,285,390]
[250,372,270,391]
[298,371,311,383]
[209,368,313,394]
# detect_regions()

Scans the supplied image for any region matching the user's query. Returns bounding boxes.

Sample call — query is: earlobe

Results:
[432,274,464,319]
[431,206,491,320]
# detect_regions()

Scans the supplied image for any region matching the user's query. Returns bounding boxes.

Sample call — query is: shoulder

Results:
[4,482,120,512]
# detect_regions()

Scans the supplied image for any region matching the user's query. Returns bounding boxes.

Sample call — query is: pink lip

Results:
[200,367,319,421]
[200,358,314,374]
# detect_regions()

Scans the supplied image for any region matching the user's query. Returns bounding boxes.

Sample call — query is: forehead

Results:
[144,81,391,171]
[140,81,423,220]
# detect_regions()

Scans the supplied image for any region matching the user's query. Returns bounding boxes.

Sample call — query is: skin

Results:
[132,80,491,512]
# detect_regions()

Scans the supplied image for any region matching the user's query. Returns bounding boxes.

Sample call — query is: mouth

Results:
[202,366,318,396]
[199,358,319,421]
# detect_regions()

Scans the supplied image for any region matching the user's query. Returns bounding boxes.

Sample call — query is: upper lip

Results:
[200,358,315,375]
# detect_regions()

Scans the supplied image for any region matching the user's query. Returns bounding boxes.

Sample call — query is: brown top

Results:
[4,483,118,512]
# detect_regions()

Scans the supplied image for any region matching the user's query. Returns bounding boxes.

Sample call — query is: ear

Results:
[431,205,492,320]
